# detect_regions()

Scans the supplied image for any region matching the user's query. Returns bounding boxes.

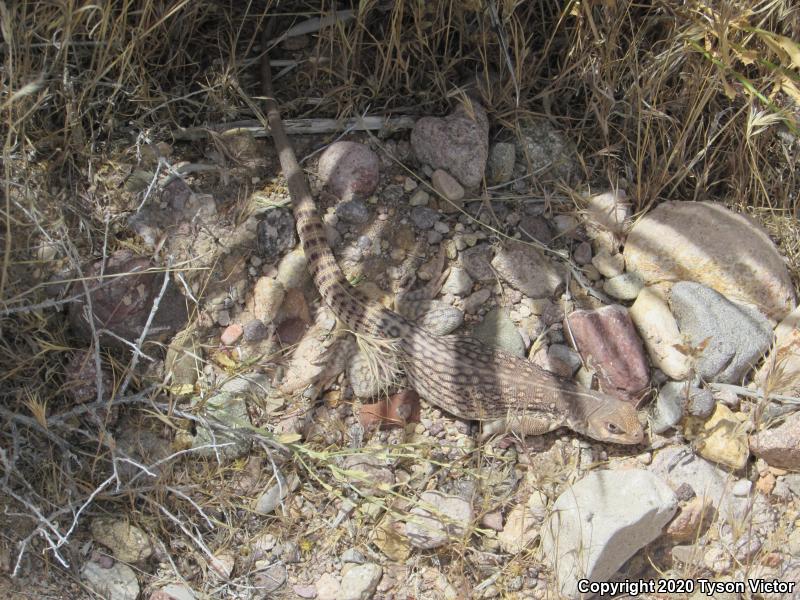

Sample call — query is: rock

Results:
[687,403,750,470]
[651,382,688,434]
[441,267,473,296]
[517,214,554,245]
[252,277,286,322]
[750,411,800,470]
[487,142,516,184]
[491,243,565,299]
[242,319,270,342]
[416,303,464,336]
[461,288,491,314]
[547,344,583,376]
[670,281,773,383]
[408,188,430,206]
[410,206,439,230]
[253,563,287,594]
[337,563,382,600]
[623,201,795,320]
[256,209,297,262]
[603,272,644,300]
[650,446,773,528]
[431,169,465,208]
[755,305,800,396]
[498,493,547,553]
[276,248,309,289]
[629,286,689,380]
[254,471,294,514]
[82,559,139,600]
[565,305,650,400]
[515,118,580,183]
[90,519,152,563]
[406,491,473,549]
[665,496,715,542]
[552,214,580,238]
[316,572,341,600]
[540,470,677,599]
[591,249,624,278]
[64,349,114,405]
[150,583,198,600]
[335,199,370,224]
[472,308,526,357]
[686,387,715,418]
[573,241,593,265]
[68,250,189,353]
[411,102,489,187]
[342,452,395,496]
[190,391,251,460]
[460,244,495,282]
[317,141,380,201]
[208,551,235,578]
[220,323,243,345]
[584,190,629,235]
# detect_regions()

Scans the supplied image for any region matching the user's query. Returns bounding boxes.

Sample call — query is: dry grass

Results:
[1,0,799,593]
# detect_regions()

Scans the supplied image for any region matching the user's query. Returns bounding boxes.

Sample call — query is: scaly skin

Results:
[260,33,644,445]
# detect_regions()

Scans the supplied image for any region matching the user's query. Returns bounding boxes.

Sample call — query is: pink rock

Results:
[220,323,243,346]
[411,103,489,188]
[750,412,800,470]
[317,141,380,201]
[565,305,650,402]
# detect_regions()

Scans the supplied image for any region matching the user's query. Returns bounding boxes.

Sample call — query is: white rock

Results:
[406,491,473,549]
[540,470,677,599]
[591,249,624,278]
[337,563,383,600]
[585,190,629,234]
[629,286,689,380]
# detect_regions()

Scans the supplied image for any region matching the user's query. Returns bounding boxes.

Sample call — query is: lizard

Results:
[259,32,644,446]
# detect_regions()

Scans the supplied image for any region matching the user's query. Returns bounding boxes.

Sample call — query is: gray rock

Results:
[487,142,516,184]
[441,266,473,296]
[190,391,251,460]
[472,308,526,357]
[410,206,439,230]
[408,188,430,206]
[336,199,370,224]
[243,319,270,342]
[651,382,686,434]
[650,446,776,530]
[540,470,677,599]
[603,272,644,300]
[254,563,288,594]
[337,563,383,600]
[81,560,139,600]
[341,547,367,564]
[491,243,565,299]
[460,244,495,282]
[670,282,773,383]
[461,288,491,314]
[256,209,296,262]
[406,491,473,549]
[573,241,593,265]
[515,118,580,184]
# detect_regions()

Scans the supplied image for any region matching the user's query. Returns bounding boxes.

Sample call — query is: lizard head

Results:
[576,396,645,445]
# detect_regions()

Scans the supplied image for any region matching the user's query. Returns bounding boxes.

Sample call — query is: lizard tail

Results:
[260,25,401,340]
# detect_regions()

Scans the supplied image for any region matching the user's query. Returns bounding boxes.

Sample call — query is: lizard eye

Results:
[606,422,621,434]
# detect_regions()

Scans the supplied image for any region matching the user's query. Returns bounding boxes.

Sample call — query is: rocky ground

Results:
[12,80,800,600]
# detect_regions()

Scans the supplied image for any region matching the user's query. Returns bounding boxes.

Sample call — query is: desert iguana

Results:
[259,33,644,445]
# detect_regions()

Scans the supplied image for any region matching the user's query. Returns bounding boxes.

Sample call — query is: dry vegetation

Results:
[1,0,799,596]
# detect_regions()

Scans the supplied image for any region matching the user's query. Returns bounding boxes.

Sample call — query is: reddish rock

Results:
[750,412,800,470]
[68,250,188,352]
[359,390,421,430]
[317,141,380,201]
[220,323,243,346]
[411,103,489,188]
[565,305,650,402]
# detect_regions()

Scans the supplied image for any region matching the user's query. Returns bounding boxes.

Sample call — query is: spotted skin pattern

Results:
[260,38,643,445]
